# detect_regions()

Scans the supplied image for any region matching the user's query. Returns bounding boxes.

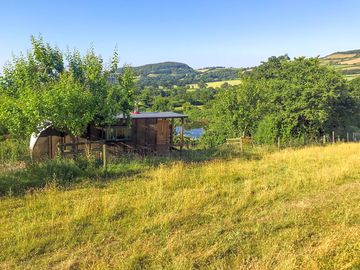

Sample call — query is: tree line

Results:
[1,37,360,150]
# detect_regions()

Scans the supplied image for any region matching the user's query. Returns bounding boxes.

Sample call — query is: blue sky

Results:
[0,0,359,69]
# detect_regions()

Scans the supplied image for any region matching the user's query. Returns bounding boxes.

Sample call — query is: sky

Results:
[0,0,360,69]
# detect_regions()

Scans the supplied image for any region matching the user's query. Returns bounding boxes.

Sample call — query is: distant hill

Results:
[134,62,195,76]
[121,62,242,89]
[321,50,360,79]
[125,49,360,89]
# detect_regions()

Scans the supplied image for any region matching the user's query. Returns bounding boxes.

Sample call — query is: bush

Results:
[0,139,29,163]
[253,115,278,144]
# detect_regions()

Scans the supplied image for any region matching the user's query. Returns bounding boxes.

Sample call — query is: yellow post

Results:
[180,118,185,151]
[103,144,107,170]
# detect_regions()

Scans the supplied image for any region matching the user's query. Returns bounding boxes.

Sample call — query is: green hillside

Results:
[322,50,360,79]
[124,62,242,89]
[134,62,194,76]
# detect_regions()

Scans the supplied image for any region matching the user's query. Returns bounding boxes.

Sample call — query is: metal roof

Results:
[117,111,187,119]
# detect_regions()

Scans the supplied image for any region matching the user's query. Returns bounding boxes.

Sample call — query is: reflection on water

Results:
[175,127,204,139]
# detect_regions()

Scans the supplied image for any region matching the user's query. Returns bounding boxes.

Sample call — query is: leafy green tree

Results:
[151,96,172,111]
[204,56,357,145]
[0,36,135,138]
[203,80,265,146]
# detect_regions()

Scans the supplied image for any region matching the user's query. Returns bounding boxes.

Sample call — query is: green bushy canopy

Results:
[203,56,358,145]
[0,36,135,137]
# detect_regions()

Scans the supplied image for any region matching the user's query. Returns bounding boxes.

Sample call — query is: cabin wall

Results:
[156,119,170,154]
[132,119,157,149]
[31,117,177,159]
[131,118,171,154]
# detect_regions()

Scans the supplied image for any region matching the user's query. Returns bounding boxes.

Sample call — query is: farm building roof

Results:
[117,111,187,119]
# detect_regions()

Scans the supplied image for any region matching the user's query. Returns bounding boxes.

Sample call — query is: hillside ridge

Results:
[321,49,360,79]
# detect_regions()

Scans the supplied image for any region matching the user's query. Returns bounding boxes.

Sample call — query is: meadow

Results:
[189,79,242,89]
[0,143,359,269]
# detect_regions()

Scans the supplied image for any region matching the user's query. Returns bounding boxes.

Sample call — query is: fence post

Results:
[240,137,243,153]
[347,132,349,142]
[323,135,326,144]
[103,144,107,170]
[332,131,335,144]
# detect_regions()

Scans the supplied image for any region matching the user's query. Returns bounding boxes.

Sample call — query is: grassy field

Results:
[322,51,360,79]
[0,144,360,269]
[189,79,242,89]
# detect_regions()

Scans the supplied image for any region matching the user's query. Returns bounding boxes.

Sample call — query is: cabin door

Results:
[156,120,170,154]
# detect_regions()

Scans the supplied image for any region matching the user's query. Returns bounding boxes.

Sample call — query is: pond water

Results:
[175,127,204,139]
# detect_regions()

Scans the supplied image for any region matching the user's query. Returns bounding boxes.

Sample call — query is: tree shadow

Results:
[0,159,142,197]
[0,147,263,197]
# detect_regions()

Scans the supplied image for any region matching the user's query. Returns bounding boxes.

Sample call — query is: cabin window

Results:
[105,125,131,141]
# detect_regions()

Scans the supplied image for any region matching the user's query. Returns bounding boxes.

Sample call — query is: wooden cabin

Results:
[30,112,187,159]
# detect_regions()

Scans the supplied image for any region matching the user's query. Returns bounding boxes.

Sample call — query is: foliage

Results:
[253,114,278,144]
[204,56,358,145]
[151,96,173,111]
[0,36,135,137]
[0,139,29,164]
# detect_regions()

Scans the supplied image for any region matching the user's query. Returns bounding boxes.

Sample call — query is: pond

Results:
[175,127,204,139]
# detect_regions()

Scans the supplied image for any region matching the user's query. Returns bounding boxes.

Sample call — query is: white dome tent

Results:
[29,126,71,160]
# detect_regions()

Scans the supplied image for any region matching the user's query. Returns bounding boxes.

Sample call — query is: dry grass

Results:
[189,79,242,89]
[0,144,359,269]
[341,66,360,71]
[196,69,210,73]
[341,58,360,65]
[325,53,357,60]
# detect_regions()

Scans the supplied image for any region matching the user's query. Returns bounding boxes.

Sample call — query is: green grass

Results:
[0,144,360,269]
[189,79,242,89]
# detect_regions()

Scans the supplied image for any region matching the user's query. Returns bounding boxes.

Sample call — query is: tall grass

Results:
[0,139,29,164]
[0,143,359,269]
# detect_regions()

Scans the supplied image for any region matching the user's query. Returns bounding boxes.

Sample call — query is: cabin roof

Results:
[117,111,187,119]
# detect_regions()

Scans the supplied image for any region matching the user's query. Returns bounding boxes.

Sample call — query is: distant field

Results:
[196,68,210,73]
[0,143,360,269]
[345,74,360,80]
[342,66,360,71]
[189,79,242,89]
[322,50,360,78]
[342,58,360,65]
[325,53,357,59]
[147,73,159,77]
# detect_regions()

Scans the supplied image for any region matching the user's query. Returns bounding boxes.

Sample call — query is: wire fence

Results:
[1,131,360,167]
[225,131,360,152]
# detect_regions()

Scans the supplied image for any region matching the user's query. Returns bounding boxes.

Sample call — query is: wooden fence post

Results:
[323,135,326,144]
[332,131,335,144]
[347,132,349,142]
[180,118,184,152]
[240,137,243,153]
[103,144,107,170]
